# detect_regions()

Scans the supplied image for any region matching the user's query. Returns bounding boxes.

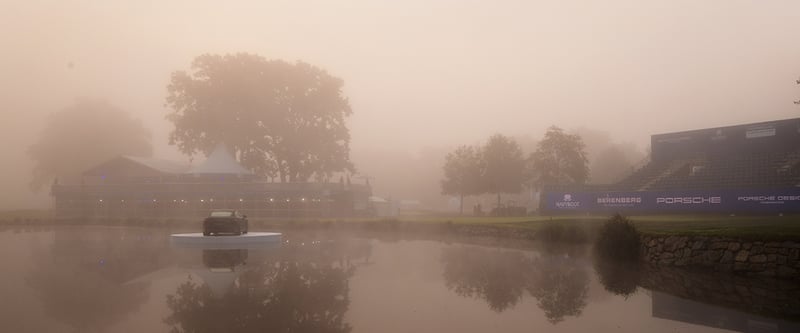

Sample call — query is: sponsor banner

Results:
[542,188,800,213]
[549,192,593,210]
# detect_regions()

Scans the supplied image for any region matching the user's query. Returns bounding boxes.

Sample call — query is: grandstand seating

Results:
[616,150,800,191]
[542,119,800,214]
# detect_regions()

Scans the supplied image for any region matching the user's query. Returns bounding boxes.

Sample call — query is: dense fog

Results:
[1,0,799,210]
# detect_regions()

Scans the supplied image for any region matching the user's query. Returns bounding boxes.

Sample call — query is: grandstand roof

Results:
[651,117,800,162]
[651,117,800,137]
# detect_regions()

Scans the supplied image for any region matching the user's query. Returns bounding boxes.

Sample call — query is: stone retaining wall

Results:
[641,235,800,278]
[638,264,800,320]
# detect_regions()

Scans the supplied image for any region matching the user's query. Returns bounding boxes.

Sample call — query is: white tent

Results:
[188,144,253,175]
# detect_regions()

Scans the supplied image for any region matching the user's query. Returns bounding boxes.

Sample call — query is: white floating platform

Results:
[171,232,282,249]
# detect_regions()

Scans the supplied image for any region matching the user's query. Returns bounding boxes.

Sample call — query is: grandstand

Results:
[619,151,800,192]
[541,118,800,214]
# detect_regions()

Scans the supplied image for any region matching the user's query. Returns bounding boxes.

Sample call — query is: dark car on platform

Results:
[203,209,249,236]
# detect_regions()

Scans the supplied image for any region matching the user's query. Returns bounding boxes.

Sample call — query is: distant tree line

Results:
[440,126,589,215]
[27,99,152,191]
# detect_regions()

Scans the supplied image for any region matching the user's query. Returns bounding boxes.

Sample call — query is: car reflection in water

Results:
[195,249,249,298]
[165,236,372,333]
[203,249,248,271]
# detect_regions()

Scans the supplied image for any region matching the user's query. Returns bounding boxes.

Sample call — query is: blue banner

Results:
[542,188,800,214]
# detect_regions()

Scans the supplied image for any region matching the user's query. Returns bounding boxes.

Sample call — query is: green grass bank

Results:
[2,210,800,241]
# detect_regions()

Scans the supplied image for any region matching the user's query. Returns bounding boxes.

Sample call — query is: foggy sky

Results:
[2,0,800,209]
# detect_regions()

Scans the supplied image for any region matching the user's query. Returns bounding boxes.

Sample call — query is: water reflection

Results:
[441,247,532,312]
[441,245,589,323]
[25,228,170,332]
[652,291,800,333]
[8,227,800,332]
[638,264,800,321]
[527,255,589,324]
[594,258,800,332]
[164,237,372,333]
[593,259,641,298]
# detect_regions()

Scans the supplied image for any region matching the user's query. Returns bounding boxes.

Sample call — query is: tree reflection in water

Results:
[527,256,589,324]
[441,247,533,312]
[165,238,371,333]
[25,228,168,332]
[593,259,641,298]
[441,246,589,323]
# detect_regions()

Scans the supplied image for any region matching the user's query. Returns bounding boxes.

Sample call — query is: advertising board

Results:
[542,188,800,214]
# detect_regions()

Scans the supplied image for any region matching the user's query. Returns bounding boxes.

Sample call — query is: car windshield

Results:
[210,211,234,217]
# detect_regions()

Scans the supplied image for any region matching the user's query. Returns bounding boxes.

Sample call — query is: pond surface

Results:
[1,226,798,333]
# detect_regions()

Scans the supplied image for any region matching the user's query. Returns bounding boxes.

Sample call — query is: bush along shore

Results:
[592,214,800,280]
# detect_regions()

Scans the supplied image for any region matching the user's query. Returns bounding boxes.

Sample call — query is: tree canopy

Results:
[439,135,525,211]
[166,53,353,182]
[440,145,483,214]
[27,99,152,191]
[481,134,526,199]
[528,126,589,188]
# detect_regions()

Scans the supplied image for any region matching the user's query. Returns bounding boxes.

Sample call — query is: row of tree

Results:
[440,127,589,214]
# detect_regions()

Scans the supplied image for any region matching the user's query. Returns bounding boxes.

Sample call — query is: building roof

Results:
[83,155,191,176]
[188,144,253,175]
[123,156,192,174]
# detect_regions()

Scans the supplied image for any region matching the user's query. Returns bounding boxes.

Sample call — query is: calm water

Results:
[1,226,798,333]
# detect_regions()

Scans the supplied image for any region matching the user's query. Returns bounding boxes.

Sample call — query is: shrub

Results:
[594,214,641,262]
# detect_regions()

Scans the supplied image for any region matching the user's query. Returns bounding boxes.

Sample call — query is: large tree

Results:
[481,134,525,208]
[440,145,483,215]
[528,126,589,188]
[27,99,152,191]
[166,53,353,182]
